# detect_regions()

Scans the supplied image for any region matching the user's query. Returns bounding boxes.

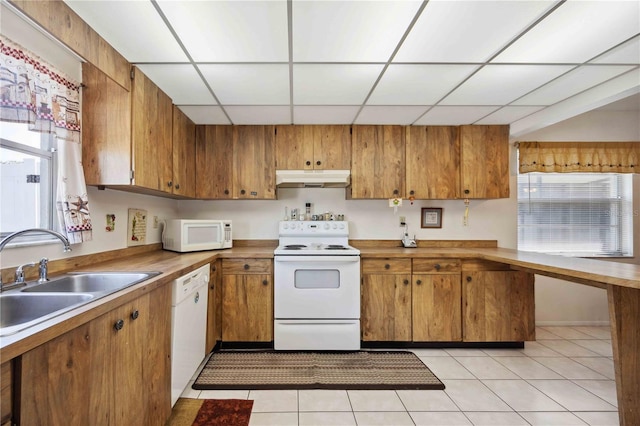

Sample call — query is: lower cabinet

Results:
[1,362,11,426]
[221,259,273,342]
[462,260,536,342]
[17,284,171,425]
[206,259,222,352]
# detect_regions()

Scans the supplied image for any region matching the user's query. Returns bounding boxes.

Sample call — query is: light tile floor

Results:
[179,326,619,425]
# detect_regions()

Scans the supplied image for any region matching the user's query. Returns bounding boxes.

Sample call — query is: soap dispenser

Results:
[402,224,417,248]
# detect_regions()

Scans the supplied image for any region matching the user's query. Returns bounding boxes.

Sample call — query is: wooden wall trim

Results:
[351,240,498,249]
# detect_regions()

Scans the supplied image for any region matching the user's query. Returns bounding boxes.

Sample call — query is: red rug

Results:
[192,399,253,426]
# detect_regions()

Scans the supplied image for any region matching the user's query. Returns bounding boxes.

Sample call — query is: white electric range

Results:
[274,221,361,350]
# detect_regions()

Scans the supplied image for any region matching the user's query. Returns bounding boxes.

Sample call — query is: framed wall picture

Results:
[421,207,443,228]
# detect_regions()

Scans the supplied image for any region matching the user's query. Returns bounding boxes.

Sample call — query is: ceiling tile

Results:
[494,0,640,63]
[178,106,230,125]
[368,64,479,105]
[199,64,290,105]
[293,106,360,124]
[65,1,187,62]
[135,64,216,105]
[293,64,384,105]
[591,36,640,65]
[513,65,636,106]
[414,106,501,125]
[355,106,428,125]
[475,106,545,125]
[395,0,556,63]
[441,65,573,106]
[292,1,422,62]
[157,0,288,62]
[225,106,291,125]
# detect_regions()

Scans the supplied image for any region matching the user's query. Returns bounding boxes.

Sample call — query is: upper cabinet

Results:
[350,125,405,199]
[460,125,510,199]
[171,106,196,198]
[196,125,276,199]
[275,125,351,170]
[405,126,460,200]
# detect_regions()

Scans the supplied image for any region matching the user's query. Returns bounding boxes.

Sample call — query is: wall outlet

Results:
[153,216,159,229]
[399,216,406,226]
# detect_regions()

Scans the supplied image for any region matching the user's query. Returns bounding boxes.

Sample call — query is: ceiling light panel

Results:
[513,65,636,106]
[157,0,288,62]
[293,106,360,124]
[178,106,230,125]
[199,64,290,105]
[64,1,187,62]
[441,65,573,105]
[394,0,556,63]
[225,106,291,125]
[135,64,216,105]
[368,64,479,105]
[493,0,640,63]
[293,64,384,105]
[476,106,545,125]
[292,0,422,62]
[414,106,501,125]
[355,106,429,125]
[591,36,640,65]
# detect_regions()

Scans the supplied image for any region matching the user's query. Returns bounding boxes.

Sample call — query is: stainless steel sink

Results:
[21,272,161,294]
[0,293,94,336]
[0,271,161,337]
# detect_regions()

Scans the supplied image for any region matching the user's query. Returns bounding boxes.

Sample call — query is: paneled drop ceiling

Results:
[64,0,640,136]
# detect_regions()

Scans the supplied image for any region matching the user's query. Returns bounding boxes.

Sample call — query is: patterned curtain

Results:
[518,141,640,174]
[0,36,92,243]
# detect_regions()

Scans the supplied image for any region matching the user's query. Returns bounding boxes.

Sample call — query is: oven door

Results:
[274,255,360,319]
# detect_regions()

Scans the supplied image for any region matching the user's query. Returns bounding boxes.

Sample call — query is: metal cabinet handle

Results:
[410,190,415,195]
[416,279,422,285]
[384,264,390,269]
[167,181,173,188]
[262,280,268,286]
[464,189,470,194]
[224,189,229,195]
[466,276,472,282]
[393,189,399,195]
[434,264,441,271]
[306,160,311,166]
[403,279,409,285]
[131,310,139,320]
[244,264,250,270]
[240,189,246,195]
[316,160,321,166]
[114,319,124,331]
[175,183,180,190]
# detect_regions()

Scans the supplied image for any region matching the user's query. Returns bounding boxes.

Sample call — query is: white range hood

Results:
[275,170,350,188]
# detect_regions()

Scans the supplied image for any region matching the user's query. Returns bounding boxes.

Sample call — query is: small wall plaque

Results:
[421,207,443,228]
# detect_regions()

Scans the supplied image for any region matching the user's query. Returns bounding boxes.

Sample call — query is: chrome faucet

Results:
[0,228,72,291]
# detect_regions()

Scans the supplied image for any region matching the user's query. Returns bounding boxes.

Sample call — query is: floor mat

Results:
[193,350,444,390]
[166,398,253,426]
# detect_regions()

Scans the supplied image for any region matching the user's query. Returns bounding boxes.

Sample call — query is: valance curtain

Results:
[0,35,92,243]
[518,141,639,174]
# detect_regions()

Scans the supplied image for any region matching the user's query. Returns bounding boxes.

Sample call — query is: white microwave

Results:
[163,219,232,252]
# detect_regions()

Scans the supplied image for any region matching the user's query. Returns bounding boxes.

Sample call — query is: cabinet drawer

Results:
[222,258,272,274]
[362,258,411,274]
[413,258,461,273]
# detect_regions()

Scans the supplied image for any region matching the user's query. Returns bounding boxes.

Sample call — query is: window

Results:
[517,172,633,257]
[0,122,57,239]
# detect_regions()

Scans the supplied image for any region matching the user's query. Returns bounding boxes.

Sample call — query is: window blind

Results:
[517,173,633,257]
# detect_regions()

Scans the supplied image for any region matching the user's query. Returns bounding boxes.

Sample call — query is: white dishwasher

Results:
[171,263,210,407]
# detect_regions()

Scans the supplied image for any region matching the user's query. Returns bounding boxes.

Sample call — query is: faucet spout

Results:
[0,228,72,253]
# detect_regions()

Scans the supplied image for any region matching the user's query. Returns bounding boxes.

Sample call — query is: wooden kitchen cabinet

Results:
[412,259,462,341]
[361,258,412,341]
[350,125,405,199]
[207,259,222,352]
[1,362,11,426]
[405,126,460,199]
[196,125,276,199]
[459,125,510,199]
[171,105,196,197]
[17,285,172,425]
[462,260,535,342]
[221,259,273,342]
[275,125,351,170]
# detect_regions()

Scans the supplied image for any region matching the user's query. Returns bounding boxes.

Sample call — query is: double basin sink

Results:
[0,271,161,337]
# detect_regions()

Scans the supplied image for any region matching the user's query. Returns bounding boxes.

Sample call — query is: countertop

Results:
[2,245,639,361]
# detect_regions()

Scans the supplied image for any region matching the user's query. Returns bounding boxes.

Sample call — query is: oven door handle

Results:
[275,256,360,263]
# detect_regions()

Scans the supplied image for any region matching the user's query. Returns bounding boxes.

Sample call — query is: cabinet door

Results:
[222,274,273,341]
[463,270,535,342]
[131,67,173,193]
[207,260,222,352]
[361,273,412,341]
[1,362,11,426]
[233,125,276,199]
[275,125,313,170]
[351,125,405,199]
[413,273,462,341]
[313,125,351,170]
[195,125,234,199]
[81,62,132,186]
[171,106,196,197]
[406,126,460,199]
[460,125,510,199]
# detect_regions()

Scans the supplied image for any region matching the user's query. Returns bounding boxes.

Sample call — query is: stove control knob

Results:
[339,223,345,229]
[283,223,289,229]
[332,223,337,229]
[323,223,330,230]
